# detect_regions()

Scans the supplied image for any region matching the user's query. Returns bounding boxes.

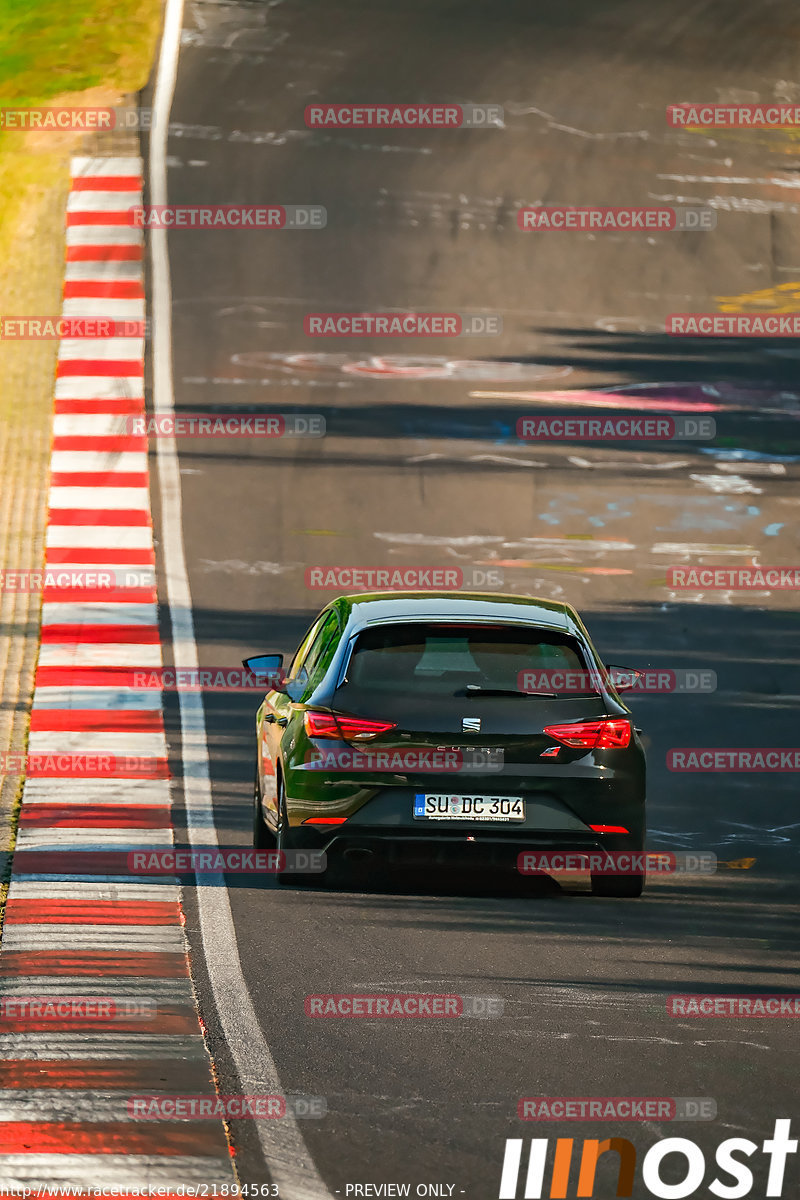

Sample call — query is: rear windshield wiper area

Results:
[454,684,557,698]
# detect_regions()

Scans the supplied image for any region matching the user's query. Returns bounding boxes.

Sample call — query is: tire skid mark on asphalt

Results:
[0,156,236,1187]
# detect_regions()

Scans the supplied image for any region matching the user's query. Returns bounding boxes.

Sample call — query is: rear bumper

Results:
[285,778,646,857]
[284,823,644,871]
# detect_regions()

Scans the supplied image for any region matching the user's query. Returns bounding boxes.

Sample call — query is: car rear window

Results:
[338,622,596,697]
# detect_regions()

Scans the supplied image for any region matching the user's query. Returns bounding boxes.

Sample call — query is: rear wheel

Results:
[275,777,297,885]
[252,768,275,850]
[275,777,328,887]
[591,872,644,898]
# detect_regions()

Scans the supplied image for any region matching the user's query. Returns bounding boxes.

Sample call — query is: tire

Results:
[274,777,328,887]
[591,872,645,898]
[252,767,275,850]
[275,777,296,885]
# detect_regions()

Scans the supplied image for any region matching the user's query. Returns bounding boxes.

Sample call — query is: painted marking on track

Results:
[568,456,689,471]
[689,474,763,495]
[715,282,800,312]
[150,1,335,1195]
[469,388,721,412]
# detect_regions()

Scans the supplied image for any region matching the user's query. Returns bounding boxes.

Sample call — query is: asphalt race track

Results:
[144,1,800,1194]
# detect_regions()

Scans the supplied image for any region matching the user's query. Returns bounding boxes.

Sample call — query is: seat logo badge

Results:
[462,717,481,732]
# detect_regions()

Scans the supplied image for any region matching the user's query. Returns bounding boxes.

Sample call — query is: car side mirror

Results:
[605,664,643,693]
[242,654,287,692]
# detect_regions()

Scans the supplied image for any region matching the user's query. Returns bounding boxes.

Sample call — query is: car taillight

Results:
[542,718,631,750]
[303,712,397,741]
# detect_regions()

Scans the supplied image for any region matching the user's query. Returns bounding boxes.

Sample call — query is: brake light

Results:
[542,718,631,750]
[303,712,340,739]
[303,712,397,741]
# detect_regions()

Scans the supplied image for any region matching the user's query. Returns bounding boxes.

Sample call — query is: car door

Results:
[258,610,340,825]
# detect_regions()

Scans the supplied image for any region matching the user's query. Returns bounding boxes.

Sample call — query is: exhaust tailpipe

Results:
[342,847,374,865]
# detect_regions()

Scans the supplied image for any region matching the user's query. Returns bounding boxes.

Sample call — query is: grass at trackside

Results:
[0,0,161,428]
[0,0,161,104]
[0,0,162,316]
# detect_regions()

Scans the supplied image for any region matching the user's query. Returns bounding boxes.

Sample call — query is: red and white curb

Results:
[0,157,236,1187]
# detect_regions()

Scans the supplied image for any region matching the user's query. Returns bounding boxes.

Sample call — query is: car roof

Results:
[333,592,577,634]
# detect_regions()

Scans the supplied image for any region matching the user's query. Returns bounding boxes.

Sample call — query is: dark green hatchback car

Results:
[245,592,647,896]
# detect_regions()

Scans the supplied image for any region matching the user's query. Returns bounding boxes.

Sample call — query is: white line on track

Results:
[0,1034,205,1057]
[0,1092,184,1122]
[19,776,169,795]
[54,377,145,400]
[50,450,148,472]
[41,563,155,575]
[58,338,146,359]
[0,980,187,996]
[66,226,143,245]
[40,601,158,625]
[36,644,163,668]
[52,414,141,436]
[0,1155,235,1189]
[67,191,143,212]
[48,487,152,508]
[62,298,146,317]
[150,3,334,1197]
[72,157,144,176]
[0,927,184,950]
[7,881,179,899]
[11,874,180,885]
[15,830,173,850]
[27,729,167,755]
[65,260,143,281]
[45,527,153,550]
[32,689,163,711]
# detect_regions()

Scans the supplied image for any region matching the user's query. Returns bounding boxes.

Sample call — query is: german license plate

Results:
[413,794,525,822]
